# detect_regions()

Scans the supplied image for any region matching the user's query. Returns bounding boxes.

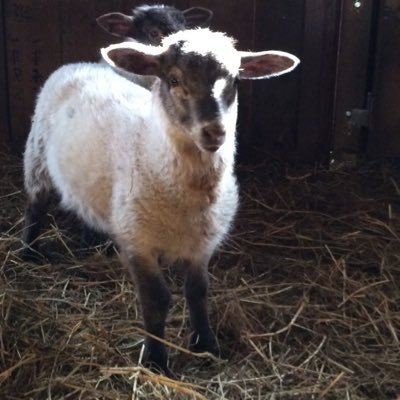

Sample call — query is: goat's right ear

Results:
[101,44,161,76]
[183,7,213,28]
[96,12,135,37]
[239,50,300,80]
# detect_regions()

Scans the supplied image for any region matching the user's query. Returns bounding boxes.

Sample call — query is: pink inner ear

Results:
[241,55,296,79]
[108,48,159,76]
[252,58,292,72]
[97,13,133,37]
[245,61,275,75]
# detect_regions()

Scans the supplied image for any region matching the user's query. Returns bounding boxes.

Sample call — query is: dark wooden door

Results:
[331,0,400,162]
[368,0,400,157]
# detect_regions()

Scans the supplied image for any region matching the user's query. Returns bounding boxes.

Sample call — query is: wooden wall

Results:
[0,0,343,163]
[368,0,400,157]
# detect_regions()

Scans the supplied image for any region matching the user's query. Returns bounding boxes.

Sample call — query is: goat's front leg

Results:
[184,261,219,356]
[121,251,171,375]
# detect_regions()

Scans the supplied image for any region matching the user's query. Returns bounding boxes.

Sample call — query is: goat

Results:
[96,5,213,97]
[22,28,300,375]
[96,4,213,45]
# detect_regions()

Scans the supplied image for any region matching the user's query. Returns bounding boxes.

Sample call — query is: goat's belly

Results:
[47,138,113,232]
[114,192,237,262]
[140,211,221,261]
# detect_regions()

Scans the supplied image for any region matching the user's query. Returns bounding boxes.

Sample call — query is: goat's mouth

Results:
[202,143,221,153]
[201,136,225,153]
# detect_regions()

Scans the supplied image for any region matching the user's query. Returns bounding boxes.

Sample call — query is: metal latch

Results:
[345,109,369,128]
[345,92,372,128]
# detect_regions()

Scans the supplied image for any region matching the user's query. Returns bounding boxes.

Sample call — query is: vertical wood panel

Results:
[0,0,10,149]
[331,0,373,162]
[297,1,340,162]
[249,0,304,161]
[5,0,61,153]
[60,0,98,63]
[368,0,400,156]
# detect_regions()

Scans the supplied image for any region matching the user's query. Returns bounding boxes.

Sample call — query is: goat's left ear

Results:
[101,44,161,76]
[183,7,213,28]
[96,12,134,38]
[239,51,300,80]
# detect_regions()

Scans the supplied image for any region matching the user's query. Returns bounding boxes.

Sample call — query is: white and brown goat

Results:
[22,28,300,374]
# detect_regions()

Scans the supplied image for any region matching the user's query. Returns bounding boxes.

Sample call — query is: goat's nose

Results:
[202,125,225,141]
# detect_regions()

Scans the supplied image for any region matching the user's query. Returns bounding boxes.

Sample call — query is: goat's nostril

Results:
[203,126,225,140]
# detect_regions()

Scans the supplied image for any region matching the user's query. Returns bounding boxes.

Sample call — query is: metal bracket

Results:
[346,109,369,128]
[345,92,372,128]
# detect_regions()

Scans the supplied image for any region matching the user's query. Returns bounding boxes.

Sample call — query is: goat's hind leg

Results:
[21,152,52,260]
[21,189,51,260]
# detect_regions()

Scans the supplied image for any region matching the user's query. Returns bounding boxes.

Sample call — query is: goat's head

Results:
[102,29,300,153]
[97,5,213,45]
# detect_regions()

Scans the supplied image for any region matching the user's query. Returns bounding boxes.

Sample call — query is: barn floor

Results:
[1,152,400,400]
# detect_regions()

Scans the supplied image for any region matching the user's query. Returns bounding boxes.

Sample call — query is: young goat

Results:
[97,5,213,95]
[97,4,213,45]
[22,28,299,374]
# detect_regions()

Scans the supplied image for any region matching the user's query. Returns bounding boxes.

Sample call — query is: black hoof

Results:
[20,246,47,263]
[189,331,219,356]
[143,343,171,376]
[144,359,173,377]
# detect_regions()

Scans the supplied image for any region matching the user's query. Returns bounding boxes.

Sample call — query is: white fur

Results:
[24,28,300,268]
[24,35,240,265]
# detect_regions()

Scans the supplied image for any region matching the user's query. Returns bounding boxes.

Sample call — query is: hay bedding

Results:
[1,152,399,400]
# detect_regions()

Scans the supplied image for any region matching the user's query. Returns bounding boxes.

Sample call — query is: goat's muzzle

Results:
[201,124,225,152]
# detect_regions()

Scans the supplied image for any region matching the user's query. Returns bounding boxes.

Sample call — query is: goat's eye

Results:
[150,29,160,39]
[169,76,180,87]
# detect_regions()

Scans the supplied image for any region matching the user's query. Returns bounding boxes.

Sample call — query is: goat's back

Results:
[27,63,152,231]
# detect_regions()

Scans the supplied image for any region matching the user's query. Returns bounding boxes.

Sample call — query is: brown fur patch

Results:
[176,140,224,207]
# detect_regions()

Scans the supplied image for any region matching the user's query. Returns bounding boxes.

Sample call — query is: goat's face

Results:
[158,46,239,153]
[96,6,213,46]
[102,29,300,152]
[128,6,188,45]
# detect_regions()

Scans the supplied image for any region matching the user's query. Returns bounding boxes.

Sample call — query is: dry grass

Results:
[1,152,400,399]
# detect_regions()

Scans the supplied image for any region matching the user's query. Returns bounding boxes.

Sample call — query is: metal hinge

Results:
[345,92,373,128]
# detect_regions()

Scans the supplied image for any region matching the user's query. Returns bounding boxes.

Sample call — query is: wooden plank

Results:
[60,0,98,64]
[61,0,131,63]
[368,0,400,157]
[250,0,304,162]
[0,0,11,150]
[4,0,61,153]
[331,0,373,163]
[296,1,340,163]
[188,0,253,48]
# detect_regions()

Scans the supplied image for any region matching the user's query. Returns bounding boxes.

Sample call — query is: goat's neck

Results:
[149,86,226,204]
[173,139,225,205]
